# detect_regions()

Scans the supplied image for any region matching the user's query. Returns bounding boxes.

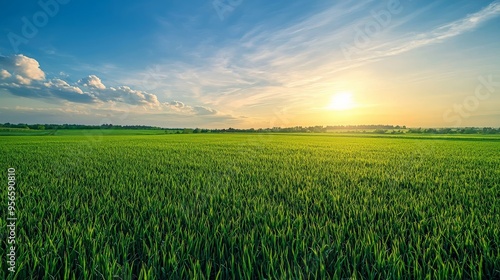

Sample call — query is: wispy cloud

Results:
[126,1,500,122]
[377,1,500,57]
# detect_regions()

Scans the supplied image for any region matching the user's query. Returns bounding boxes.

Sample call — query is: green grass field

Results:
[1,133,499,279]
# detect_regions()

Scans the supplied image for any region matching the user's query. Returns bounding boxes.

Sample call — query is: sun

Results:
[328,92,354,111]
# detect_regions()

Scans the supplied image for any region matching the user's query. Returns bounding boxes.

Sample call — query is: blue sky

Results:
[1,0,499,128]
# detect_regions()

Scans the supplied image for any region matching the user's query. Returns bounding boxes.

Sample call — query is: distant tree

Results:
[408,128,422,134]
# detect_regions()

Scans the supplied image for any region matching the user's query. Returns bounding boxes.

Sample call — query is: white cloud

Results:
[0,69,11,79]
[192,106,218,115]
[0,56,228,122]
[44,79,84,94]
[15,75,32,85]
[168,101,186,108]
[13,55,46,81]
[0,54,46,85]
[106,86,160,107]
[78,75,106,90]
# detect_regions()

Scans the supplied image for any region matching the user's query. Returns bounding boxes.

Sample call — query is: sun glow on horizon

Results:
[328,92,355,111]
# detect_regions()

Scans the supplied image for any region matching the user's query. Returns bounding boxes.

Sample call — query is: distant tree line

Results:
[1,123,499,134]
[327,125,407,130]
[0,123,405,133]
[204,125,407,133]
[0,123,162,130]
[406,127,500,134]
